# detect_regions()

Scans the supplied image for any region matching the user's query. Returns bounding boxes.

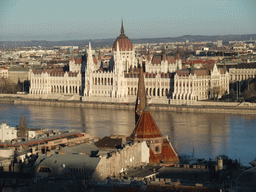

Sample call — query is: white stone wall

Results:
[69,60,81,73]
[113,49,136,72]
[0,148,14,158]
[173,65,229,101]
[94,141,149,180]
[0,123,18,142]
[30,71,82,95]
[229,68,256,82]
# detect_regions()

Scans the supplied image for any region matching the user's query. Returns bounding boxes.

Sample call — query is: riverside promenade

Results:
[1,94,256,115]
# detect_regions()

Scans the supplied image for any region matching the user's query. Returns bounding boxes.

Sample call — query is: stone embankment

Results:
[1,94,256,114]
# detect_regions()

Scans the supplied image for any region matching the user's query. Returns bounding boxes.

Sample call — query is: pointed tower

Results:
[121,18,124,35]
[86,41,94,72]
[131,66,179,166]
[135,66,147,125]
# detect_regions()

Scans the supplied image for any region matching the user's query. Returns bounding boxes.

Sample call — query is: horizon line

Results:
[0,33,256,43]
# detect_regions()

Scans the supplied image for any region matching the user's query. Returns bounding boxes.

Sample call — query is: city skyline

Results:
[0,0,256,41]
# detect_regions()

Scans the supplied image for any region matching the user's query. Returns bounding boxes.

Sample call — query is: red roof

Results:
[202,63,215,74]
[167,56,176,64]
[32,67,64,74]
[161,138,179,163]
[131,108,162,139]
[176,69,190,76]
[194,69,208,76]
[113,34,133,51]
[147,54,151,61]
[151,55,178,65]
[93,57,98,64]
[187,59,216,65]
[149,148,161,165]
[152,56,161,64]
[113,21,133,51]
[75,58,82,64]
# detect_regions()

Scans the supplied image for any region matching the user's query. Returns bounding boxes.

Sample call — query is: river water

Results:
[0,103,256,166]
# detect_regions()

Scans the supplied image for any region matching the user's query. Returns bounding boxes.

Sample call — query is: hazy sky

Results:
[0,0,255,41]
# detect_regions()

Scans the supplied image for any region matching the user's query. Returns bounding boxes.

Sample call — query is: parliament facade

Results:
[29,23,229,103]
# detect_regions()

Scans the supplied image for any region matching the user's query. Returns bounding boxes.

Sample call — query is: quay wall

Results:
[1,94,256,114]
[1,95,256,115]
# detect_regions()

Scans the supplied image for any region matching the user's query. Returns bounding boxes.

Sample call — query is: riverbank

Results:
[1,94,256,114]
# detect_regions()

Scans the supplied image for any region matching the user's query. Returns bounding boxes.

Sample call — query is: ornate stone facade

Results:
[83,23,177,102]
[229,63,256,82]
[172,64,229,101]
[145,54,182,73]
[30,69,82,96]
[29,22,228,103]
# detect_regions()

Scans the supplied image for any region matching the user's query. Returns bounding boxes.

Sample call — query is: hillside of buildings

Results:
[1,33,256,48]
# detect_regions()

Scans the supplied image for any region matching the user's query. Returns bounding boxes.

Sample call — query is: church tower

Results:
[131,66,179,166]
[135,66,147,125]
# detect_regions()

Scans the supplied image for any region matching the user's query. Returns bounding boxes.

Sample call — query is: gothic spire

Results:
[88,41,92,59]
[135,65,147,125]
[121,18,124,35]
[87,41,93,72]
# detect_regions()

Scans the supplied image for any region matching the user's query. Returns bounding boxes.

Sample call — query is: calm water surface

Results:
[0,103,256,165]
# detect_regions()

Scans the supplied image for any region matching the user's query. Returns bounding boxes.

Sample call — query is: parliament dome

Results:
[113,21,133,51]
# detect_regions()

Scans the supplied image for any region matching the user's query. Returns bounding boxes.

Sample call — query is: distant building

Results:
[29,22,180,102]
[0,123,48,142]
[0,123,17,142]
[228,63,256,82]
[29,65,82,96]
[217,40,223,48]
[8,66,30,84]
[172,64,229,101]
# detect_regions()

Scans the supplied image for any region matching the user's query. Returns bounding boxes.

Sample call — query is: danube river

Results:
[1,103,256,165]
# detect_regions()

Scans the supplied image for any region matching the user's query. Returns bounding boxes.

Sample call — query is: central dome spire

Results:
[121,19,124,35]
[113,19,133,51]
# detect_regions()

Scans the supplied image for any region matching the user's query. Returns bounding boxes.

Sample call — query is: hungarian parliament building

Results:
[29,23,229,104]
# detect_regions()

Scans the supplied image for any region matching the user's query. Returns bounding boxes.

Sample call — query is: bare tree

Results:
[0,77,22,93]
[18,115,28,139]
